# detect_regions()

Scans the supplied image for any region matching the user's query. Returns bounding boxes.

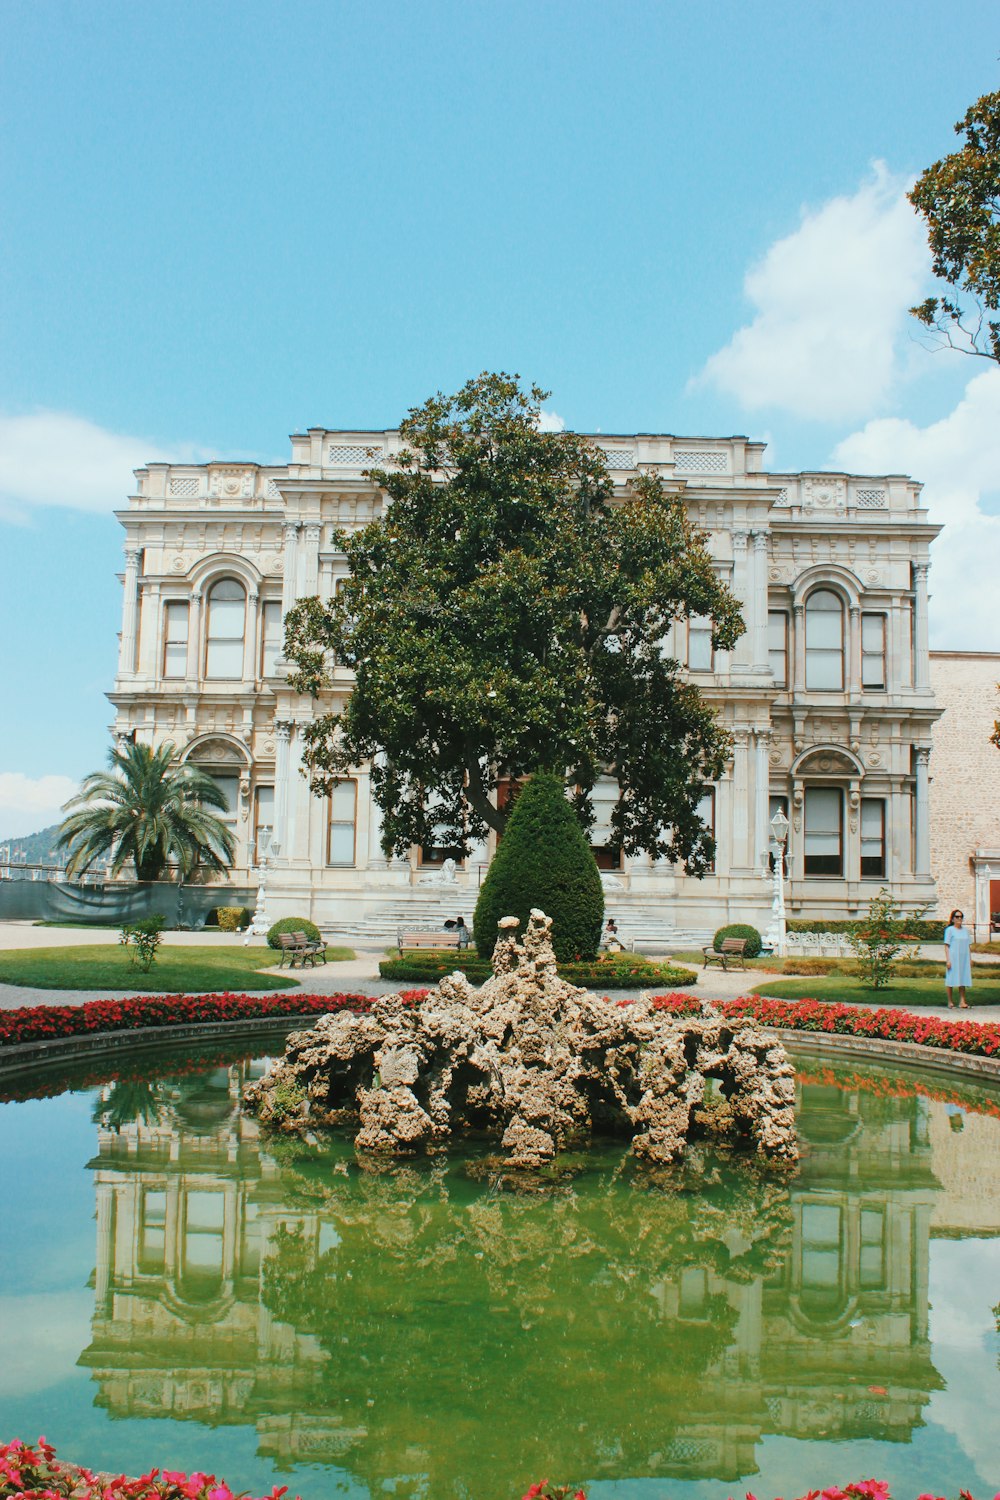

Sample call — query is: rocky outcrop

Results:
[245,909,798,1167]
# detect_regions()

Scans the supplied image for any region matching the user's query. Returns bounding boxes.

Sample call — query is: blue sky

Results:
[1,0,999,837]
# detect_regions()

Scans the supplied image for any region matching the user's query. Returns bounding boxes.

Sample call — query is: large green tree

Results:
[285,372,744,870]
[909,88,1000,363]
[56,740,236,882]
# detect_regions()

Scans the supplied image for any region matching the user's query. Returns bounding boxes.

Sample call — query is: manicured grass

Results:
[751,973,1000,1008]
[0,942,357,992]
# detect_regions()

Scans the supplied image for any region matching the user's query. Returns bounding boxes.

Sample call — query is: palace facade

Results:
[109,428,941,941]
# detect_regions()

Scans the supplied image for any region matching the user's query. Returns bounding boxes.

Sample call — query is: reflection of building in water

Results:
[80,1066,948,1487]
[929,1106,1000,1239]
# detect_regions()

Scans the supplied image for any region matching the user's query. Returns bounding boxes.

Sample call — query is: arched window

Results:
[805,589,844,690]
[205,579,246,679]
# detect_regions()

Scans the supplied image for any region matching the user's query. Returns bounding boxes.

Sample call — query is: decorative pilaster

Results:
[753,727,771,871]
[273,721,293,851]
[731,729,750,870]
[281,523,301,615]
[186,591,202,681]
[303,524,322,596]
[848,606,860,695]
[913,562,931,691]
[751,532,769,672]
[119,546,142,675]
[915,746,931,875]
[792,602,805,695]
[244,590,259,682]
[731,531,751,669]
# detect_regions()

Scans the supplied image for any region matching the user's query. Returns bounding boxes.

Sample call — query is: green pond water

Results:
[2,1036,1000,1499]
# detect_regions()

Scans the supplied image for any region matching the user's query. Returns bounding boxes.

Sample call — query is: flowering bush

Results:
[0,1436,299,1499]
[0,991,388,1051]
[647,992,1000,1061]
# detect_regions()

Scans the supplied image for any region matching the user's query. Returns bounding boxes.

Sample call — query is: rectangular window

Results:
[861,798,886,879]
[861,612,886,690]
[139,1189,166,1274]
[804,787,843,877]
[327,780,357,866]
[590,778,623,870]
[260,601,283,678]
[859,1206,885,1289]
[768,610,788,685]
[162,602,189,679]
[254,785,275,862]
[212,775,240,831]
[687,615,713,672]
[800,1202,842,1290]
[695,788,715,872]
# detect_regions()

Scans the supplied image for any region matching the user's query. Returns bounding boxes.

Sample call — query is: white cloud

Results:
[0,410,194,520]
[832,368,1000,650]
[0,1291,94,1397]
[696,163,930,421]
[537,408,566,432]
[0,772,78,840]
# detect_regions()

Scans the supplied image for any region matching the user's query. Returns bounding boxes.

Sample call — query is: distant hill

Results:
[0,823,66,865]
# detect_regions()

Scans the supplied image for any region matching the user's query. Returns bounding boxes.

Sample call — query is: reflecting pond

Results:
[2,1039,1000,1498]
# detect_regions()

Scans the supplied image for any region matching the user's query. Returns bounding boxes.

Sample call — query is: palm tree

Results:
[57,740,237,882]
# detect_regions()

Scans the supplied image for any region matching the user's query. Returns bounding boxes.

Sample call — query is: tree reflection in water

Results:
[76,1052,956,1497]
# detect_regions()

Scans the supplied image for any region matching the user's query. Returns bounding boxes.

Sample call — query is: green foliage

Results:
[267,1077,308,1124]
[119,914,166,972]
[284,371,742,870]
[266,916,322,950]
[56,740,236,883]
[909,89,1000,363]
[378,951,697,990]
[473,773,604,962]
[713,923,762,958]
[786,917,944,940]
[216,905,251,932]
[847,887,916,990]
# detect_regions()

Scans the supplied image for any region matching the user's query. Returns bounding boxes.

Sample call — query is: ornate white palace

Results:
[108,429,940,942]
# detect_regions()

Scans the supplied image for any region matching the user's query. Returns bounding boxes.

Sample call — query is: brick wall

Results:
[929,652,1000,917]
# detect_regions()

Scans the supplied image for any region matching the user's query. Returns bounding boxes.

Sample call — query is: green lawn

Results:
[750,973,1000,1008]
[0,942,353,992]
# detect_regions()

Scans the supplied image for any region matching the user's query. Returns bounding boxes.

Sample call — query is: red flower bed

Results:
[0,990,428,1051]
[647,992,1000,1062]
[0,1436,296,1499]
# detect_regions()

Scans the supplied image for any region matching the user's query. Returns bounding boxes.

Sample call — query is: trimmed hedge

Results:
[266,916,322,950]
[788,917,946,941]
[474,773,604,963]
[713,923,762,958]
[380,953,698,990]
[217,905,251,932]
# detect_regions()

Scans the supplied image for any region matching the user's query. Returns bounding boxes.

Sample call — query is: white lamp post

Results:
[766,807,790,958]
[248,827,281,939]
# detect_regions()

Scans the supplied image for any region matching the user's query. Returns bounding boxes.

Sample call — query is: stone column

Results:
[732,729,750,870]
[754,728,770,871]
[848,606,860,695]
[913,562,931,691]
[273,721,293,849]
[119,545,142,674]
[281,523,301,615]
[186,591,202,682]
[791,602,805,694]
[914,746,931,875]
[752,531,769,672]
[731,532,751,669]
[303,524,322,597]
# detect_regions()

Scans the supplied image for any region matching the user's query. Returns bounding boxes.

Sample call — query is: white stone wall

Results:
[928,652,1000,923]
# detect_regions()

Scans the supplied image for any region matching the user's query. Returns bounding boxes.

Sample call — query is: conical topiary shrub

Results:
[473,773,605,963]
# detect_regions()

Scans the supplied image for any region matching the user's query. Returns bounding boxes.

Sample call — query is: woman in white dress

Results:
[943,908,972,1009]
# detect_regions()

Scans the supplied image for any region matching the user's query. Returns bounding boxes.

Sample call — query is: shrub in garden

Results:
[118,915,166,973]
[266,916,322,950]
[712,923,762,958]
[848,887,915,990]
[474,773,604,963]
[216,905,251,932]
[788,916,945,941]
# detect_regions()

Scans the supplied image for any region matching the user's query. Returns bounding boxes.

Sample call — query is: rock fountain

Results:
[245,909,798,1167]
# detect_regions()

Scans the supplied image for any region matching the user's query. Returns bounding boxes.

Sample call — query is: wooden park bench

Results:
[276,930,327,968]
[397,929,468,955]
[702,936,748,971]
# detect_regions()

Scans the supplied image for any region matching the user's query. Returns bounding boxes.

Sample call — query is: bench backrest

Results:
[721,937,748,953]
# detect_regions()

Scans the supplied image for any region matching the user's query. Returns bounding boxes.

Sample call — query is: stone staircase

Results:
[324,895,712,955]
